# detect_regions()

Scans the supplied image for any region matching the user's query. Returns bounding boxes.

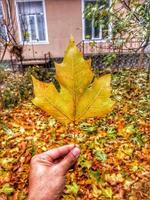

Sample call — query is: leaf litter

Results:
[0,39,150,199]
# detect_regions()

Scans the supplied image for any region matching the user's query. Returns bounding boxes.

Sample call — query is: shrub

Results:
[0,68,7,84]
[0,66,55,109]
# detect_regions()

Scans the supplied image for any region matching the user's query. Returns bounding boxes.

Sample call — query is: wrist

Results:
[27,194,54,200]
[27,194,41,200]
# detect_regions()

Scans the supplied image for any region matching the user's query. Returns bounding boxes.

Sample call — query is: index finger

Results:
[40,144,76,161]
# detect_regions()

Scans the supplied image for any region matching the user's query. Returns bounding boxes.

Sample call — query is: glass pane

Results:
[85,19,92,39]
[0,2,6,40]
[0,3,2,16]
[102,14,109,39]
[102,24,109,38]
[20,15,28,32]
[0,25,6,40]
[84,1,95,39]
[37,14,46,41]
[0,16,3,24]
[85,0,95,7]
[94,23,100,38]
[17,1,43,15]
[29,16,37,40]
[19,15,29,41]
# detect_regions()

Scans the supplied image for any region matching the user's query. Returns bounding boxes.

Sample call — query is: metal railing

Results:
[77,39,144,55]
[10,51,52,72]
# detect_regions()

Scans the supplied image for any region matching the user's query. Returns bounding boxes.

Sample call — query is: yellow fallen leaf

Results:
[32,37,115,124]
[92,185,102,198]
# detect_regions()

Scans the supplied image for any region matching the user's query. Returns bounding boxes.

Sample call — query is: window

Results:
[83,0,110,40]
[0,1,6,41]
[16,0,47,43]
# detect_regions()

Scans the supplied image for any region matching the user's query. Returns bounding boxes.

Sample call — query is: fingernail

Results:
[71,147,80,158]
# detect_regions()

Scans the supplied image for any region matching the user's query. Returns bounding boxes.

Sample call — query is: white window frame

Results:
[81,0,112,42]
[15,0,49,45]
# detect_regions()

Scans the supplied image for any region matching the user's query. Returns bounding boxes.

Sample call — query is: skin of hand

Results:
[27,144,80,200]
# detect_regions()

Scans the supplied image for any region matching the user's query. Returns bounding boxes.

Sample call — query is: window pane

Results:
[0,2,6,41]
[29,16,37,40]
[94,23,100,38]
[0,25,6,40]
[0,5,2,16]
[84,1,94,39]
[102,22,109,38]
[85,19,92,39]
[19,15,29,41]
[37,14,46,41]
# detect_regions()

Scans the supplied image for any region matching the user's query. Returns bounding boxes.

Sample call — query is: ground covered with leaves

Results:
[0,68,150,200]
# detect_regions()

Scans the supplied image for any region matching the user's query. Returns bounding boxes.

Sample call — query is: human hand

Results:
[27,144,80,200]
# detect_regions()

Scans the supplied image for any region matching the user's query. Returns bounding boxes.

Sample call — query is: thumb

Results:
[58,147,80,175]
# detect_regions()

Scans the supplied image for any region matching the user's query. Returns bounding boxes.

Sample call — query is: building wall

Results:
[2,0,83,60]
[1,0,144,62]
[23,0,83,59]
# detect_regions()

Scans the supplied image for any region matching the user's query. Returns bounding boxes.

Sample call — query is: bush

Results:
[0,68,7,84]
[0,66,55,109]
[25,66,54,82]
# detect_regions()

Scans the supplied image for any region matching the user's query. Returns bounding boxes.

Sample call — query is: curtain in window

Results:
[0,1,6,41]
[17,1,43,15]
[37,15,45,41]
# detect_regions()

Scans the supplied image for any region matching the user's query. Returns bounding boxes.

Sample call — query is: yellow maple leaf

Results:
[32,37,115,124]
